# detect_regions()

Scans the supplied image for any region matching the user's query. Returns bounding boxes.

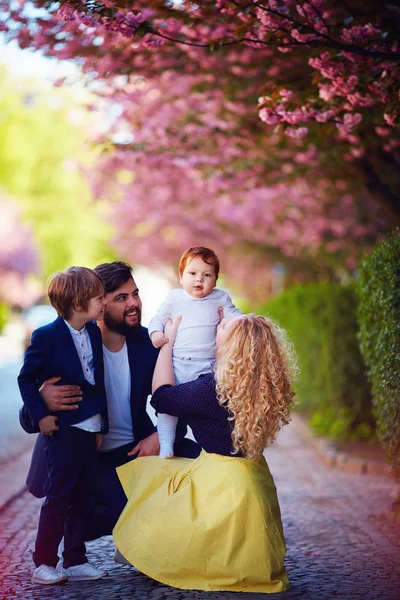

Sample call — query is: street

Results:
[0,318,35,464]
[0,416,399,600]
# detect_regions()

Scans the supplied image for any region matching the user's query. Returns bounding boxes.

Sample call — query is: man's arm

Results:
[39,377,82,411]
[19,377,82,434]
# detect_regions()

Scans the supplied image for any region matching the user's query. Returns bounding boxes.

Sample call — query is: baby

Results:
[149,246,242,458]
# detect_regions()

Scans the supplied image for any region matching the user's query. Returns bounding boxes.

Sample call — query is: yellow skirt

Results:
[113,450,290,593]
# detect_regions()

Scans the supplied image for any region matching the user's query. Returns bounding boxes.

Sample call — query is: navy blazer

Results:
[20,324,188,497]
[18,317,107,431]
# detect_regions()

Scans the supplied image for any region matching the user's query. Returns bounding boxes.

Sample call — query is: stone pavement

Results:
[0,418,399,600]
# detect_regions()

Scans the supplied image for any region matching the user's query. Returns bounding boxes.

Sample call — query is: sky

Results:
[0,37,77,80]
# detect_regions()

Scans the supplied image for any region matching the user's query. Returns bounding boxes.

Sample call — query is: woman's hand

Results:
[151,320,179,393]
[151,331,169,348]
[164,316,182,344]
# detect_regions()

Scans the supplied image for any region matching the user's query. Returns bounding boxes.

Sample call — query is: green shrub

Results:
[357,231,400,475]
[262,283,374,440]
[0,302,10,333]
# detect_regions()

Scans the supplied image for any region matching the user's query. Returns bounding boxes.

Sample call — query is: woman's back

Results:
[151,373,239,456]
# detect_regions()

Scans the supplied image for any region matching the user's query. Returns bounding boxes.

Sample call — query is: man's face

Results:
[103,278,142,335]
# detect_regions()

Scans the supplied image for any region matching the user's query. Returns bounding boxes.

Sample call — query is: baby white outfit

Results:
[148,288,242,457]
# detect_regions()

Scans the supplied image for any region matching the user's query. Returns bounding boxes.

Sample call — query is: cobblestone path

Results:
[0,419,399,600]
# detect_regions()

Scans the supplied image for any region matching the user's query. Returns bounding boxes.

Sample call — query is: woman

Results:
[113,314,296,593]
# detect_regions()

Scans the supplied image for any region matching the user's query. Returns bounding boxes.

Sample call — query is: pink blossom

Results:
[319,84,335,101]
[315,109,335,122]
[279,89,293,101]
[375,126,390,137]
[350,147,364,158]
[384,112,397,126]
[259,108,282,125]
[341,23,382,44]
[285,127,308,139]
[336,112,362,134]
[291,29,318,43]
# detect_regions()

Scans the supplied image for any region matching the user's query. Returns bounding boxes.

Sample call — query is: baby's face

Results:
[180,257,217,298]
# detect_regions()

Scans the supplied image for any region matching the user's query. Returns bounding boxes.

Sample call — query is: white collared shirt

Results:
[64,320,101,432]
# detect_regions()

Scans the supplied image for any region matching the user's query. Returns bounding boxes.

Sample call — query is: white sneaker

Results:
[62,562,108,581]
[32,565,67,585]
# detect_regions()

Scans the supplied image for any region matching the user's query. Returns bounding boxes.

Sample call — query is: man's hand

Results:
[39,376,82,411]
[127,432,160,458]
[150,331,169,349]
[39,415,59,436]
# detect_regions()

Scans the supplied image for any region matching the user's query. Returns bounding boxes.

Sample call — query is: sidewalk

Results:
[293,414,395,478]
[0,416,399,600]
[0,443,36,511]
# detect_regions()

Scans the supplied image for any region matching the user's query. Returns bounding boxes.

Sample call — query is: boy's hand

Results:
[39,415,59,437]
[95,433,102,450]
[150,331,169,348]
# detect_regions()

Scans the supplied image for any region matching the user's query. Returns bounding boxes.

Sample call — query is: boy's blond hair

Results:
[48,267,104,320]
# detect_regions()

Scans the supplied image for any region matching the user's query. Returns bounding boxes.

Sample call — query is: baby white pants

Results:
[157,357,215,458]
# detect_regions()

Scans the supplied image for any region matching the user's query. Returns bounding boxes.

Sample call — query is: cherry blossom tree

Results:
[0,193,40,307]
[1,1,398,293]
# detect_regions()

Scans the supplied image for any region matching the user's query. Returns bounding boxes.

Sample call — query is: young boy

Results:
[18,267,108,585]
[149,246,242,458]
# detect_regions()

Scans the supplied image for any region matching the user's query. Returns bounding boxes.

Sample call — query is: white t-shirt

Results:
[148,288,242,359]
[98,341,133,452]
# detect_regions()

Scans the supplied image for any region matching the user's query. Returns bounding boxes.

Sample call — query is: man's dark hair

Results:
[94,261,133,294]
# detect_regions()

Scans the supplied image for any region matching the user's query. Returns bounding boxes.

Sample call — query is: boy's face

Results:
[84,292,106,322]
[180,257,217,299]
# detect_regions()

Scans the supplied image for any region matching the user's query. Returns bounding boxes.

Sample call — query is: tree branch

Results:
[150,28,400,60]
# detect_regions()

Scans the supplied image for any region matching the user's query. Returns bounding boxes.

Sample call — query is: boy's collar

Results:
[63,319,86,334]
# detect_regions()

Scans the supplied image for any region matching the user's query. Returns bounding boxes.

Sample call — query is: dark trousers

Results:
[33,427,97,569]
[84,437,200,541]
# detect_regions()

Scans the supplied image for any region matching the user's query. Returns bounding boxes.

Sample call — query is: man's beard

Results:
[103,308,141,336]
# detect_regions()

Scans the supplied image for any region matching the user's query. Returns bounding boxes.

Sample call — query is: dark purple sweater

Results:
[151,373,239,456]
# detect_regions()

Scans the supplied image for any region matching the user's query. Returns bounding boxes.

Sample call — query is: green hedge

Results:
[262,283,374,440]
[357,231,400,476]
[0,302,9,333]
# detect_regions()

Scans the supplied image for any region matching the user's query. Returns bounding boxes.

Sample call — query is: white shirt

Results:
[98,342,133,452]
[64,320,101,432]
[148,288,242,359]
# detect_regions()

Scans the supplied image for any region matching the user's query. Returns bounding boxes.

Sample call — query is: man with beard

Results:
[19,262,200,541]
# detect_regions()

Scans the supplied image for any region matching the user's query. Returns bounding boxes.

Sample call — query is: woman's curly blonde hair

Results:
[215,315,297,459]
